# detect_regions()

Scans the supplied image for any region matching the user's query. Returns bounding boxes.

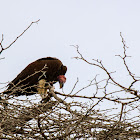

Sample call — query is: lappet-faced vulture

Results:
[3,57,67,97]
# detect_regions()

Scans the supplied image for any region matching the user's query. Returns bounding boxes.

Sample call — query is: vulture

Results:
[3,57,67,97]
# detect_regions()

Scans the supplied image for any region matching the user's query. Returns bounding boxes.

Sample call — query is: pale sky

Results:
[0,0,140,106]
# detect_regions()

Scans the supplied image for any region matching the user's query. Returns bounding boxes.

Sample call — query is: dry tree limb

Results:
[37,117,48,140]
[74,45,140,99]
[0,19,40,54]
[1,33,140,139]
[48,86,70,110]
[0,100,56,134]
[118,32,140,90]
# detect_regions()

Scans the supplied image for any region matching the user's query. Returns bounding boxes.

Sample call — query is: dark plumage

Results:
[4,57,67,96]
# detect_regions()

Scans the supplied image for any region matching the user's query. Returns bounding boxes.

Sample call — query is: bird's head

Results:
[57,75,66,88]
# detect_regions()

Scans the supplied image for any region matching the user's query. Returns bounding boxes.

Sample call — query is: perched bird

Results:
[3,57,67,97]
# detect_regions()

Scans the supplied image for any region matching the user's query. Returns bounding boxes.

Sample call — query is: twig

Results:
[118,103,125,122]
[48,86,71,111]
[0,19,40,54]
[37,117,48,140]
[74,45,140,98]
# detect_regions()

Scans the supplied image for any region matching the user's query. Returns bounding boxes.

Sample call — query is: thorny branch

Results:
[74,44,140,99]
[119,32,139,89]
[0,33,140,139]
[0,19,40,55]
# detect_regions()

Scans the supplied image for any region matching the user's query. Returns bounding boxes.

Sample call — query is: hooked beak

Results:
[57,75,66,89]
[59,82,64,89]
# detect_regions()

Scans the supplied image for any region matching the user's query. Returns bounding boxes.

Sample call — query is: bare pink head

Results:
[57,75,66,88]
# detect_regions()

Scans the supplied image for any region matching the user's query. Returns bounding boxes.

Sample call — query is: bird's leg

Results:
[37,79,49,99]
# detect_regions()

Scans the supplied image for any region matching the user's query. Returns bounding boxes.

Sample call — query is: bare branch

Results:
[0,19,40,54]
[74,45,140,99]
[0,33,140,139]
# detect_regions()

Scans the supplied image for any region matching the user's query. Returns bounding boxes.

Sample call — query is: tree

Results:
[0,22,140,139]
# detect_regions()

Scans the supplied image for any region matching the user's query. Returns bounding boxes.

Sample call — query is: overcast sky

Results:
[0,1,140,103]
